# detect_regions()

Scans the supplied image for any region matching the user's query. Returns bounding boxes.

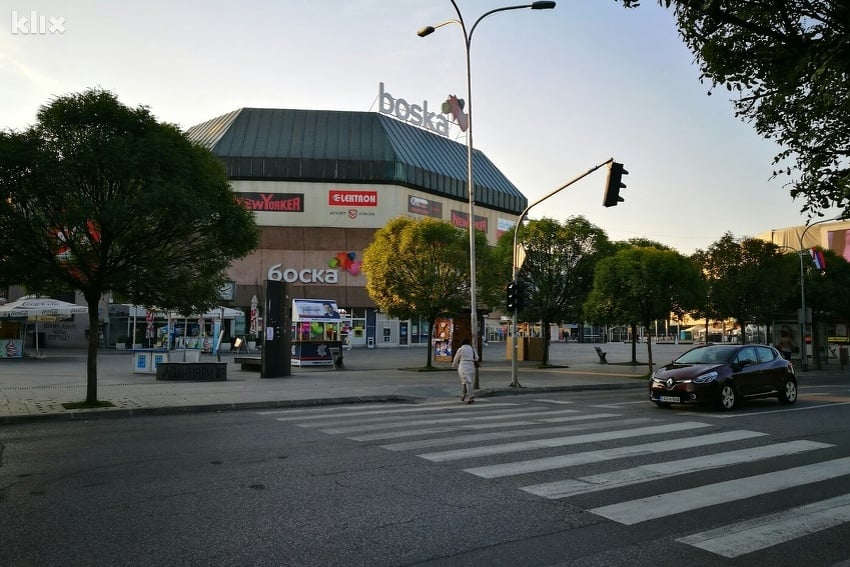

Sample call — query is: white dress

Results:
[452,344,478,385]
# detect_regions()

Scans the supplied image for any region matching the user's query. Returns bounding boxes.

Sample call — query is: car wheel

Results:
[779,378,798,404]
[718,384,737,411]
[653,401,671,408]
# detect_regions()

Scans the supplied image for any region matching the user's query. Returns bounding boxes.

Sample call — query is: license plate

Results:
[658,395,680,403]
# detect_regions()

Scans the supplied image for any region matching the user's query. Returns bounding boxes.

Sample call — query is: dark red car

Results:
[649,344,797,411]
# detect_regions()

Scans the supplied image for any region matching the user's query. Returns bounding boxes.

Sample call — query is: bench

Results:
[594,346,608,364]
[234,356,262,371]
[156,362,227,381]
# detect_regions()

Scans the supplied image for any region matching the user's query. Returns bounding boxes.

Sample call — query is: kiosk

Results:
[290,299,349,367]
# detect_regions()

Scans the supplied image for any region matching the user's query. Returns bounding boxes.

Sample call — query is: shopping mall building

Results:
[182,99,528,348]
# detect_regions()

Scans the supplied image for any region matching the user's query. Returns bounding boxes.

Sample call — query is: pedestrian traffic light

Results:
[516,280,530,311]
[506,281,518,311]
[603,161,627,207]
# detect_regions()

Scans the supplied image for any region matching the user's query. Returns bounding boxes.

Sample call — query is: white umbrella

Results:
[249,295,259,338]
[0,296,88,354]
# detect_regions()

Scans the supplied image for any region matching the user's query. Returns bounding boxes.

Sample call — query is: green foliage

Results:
[363,216,480,367]
[584,244,703,369]
[616,0,850,217]
[586,246,703,325]
[0,88,259,401]
[693,232,795,340]
[363,216,469,319]
[503,216,611,364]
[808,251,850,323]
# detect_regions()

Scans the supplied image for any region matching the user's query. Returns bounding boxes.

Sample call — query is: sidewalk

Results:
[0,341,836,423]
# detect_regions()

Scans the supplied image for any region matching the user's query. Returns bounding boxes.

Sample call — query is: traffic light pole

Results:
[510,158,615,388]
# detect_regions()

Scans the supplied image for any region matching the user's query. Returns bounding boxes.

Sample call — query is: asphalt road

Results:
[3,381,850,567]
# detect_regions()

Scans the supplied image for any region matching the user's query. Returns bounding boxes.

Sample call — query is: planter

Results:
[247,341,257,351]
[218,343,232,353]
[115,343,126,351]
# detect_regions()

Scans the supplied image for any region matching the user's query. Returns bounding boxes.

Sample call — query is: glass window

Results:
[755,346,777,363]
[735,347,758,366]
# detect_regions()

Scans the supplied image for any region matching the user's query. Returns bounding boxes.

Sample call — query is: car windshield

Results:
[674,347,732,365]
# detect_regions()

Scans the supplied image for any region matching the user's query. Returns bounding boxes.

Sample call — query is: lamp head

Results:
[417,26,435,37]
[531,1,556,9]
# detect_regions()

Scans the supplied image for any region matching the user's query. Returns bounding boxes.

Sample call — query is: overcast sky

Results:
[2,1,836,253]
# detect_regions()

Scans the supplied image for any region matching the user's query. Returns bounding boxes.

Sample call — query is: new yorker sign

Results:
[378,82,450,137]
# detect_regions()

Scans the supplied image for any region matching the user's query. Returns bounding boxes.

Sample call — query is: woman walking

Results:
[452,338,478,404]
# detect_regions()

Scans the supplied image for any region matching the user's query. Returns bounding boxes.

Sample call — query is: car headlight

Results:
[693,371,718,384]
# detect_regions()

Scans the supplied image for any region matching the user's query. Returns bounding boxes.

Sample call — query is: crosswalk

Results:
[256,398,850,560]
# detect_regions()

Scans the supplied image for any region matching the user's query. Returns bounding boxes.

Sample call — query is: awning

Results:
[0,296,88,320]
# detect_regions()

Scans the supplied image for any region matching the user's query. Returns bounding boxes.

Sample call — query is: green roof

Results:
[186,108,526,214]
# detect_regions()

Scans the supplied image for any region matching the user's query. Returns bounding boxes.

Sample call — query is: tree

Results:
[499,216,611,366]
[800,249,850,369]
[618,1,850,217]
[362,216,485,369]
[694,233,790,343]
[585,245,703,373]
[0,89,259,404]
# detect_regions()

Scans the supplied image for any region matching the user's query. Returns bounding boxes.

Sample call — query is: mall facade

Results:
[184,105,528,348]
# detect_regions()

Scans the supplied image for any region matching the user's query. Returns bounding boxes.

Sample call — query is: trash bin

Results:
[132,351,152,374]
[367,337,375,349]
[152,351,168,370]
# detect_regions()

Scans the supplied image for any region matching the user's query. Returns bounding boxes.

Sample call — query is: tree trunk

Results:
[644,325,654,374]
[542,319,551,366]
[85,293,100,404]
[630,323,638,363]
[425,315,435,369]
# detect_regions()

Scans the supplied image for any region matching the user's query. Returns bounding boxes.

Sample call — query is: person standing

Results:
[777,329,794,360]
[452,338,478,404]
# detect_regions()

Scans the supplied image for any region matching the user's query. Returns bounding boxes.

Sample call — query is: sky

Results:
[1,0,835,254]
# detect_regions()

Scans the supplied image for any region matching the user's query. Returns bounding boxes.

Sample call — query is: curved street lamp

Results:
[797,215,843,370]
[418,1,555,387]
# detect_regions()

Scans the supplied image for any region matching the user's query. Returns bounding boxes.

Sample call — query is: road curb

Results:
[0,395,422,425]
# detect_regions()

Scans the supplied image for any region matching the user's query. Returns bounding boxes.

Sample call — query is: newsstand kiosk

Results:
[290,299,348,367]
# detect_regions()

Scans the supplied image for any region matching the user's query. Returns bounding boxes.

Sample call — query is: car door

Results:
[730,346,761,396]
[755,345,784,393]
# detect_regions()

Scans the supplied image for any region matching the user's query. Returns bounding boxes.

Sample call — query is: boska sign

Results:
[379,82,450,137]
[267,264,339,284]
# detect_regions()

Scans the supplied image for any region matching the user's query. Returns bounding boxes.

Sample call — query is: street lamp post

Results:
[418,1,555,388]
[796,216,842,370]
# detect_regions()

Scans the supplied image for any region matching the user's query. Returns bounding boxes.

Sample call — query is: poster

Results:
[0,339,23,358]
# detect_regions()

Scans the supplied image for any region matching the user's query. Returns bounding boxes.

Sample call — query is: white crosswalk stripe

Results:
[522,440,832,498]
[259,399,850,559]
[466,430,768,479]
[677,493,850,558]
[379,417,650,451]
[591,456,850,525]
[352,413,635,443]
[418,421,713,463]
[314,407,585,434]
[275,402,519,424]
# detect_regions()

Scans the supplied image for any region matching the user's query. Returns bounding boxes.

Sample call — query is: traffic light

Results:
[506,281,518,311]
[516,280,529,311]
[603,161,627,207]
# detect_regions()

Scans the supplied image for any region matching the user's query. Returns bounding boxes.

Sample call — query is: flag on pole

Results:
[811,248,826,270]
